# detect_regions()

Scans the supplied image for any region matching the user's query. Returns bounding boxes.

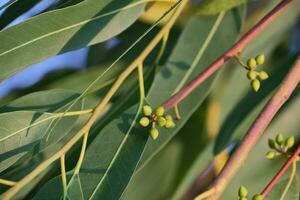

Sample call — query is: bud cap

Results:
[255,54,265,65]
[150,128,159,140]
[157,117,167,127]
[139,117,150,127]
[165,119,175,129]
[247,71,257,80]
[247,58,257,69]
[252,194,264,200]
[143,105,152,116]
[275,133,284,145]
[258,71,269,80]
[251,79,260,92]
[285,136,295,149]
[238,186,248,197]
[266,151,275,160]
[155,106,165,116]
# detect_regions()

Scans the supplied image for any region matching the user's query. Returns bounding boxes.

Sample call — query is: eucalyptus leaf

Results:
[0,89,83,173]
[0,89,80,113]
[0,111,52,172]
[172,143,214,200]
[0,0,145,81]
[122,140,183,200]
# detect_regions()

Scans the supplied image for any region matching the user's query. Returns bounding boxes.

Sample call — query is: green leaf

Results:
[267,176,299,200]
[0,0,145,81]
[172,143,214,200]
[122,140,183,200]
[192,0,246,15]
[50,0,85,10]
[0,111,53,173]
[0,89,82,173]
[34,9,243,199]
[0,89,80,113]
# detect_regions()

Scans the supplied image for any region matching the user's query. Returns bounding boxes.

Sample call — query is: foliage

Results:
[0,0,299,200]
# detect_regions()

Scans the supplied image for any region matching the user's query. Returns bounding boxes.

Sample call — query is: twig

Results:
[261,145,300,197]
[279,161,297,200]
[0,179,16,187]
[207,57,300,199]
[73,131,89,175]
[162,0,293,110]
[60,155,67,197]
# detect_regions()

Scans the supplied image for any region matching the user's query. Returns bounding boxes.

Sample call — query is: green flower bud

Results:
[150,128,159,140]
[251,79,260,92]
[258,71,269,80]
[266,151,276,160]
[255,54,265,65]
[296,156,300,162]
[165,115,173,121]
[165,119,175,129]
[143,105,152,116]
[247,70,257,80]
[238,186,248,198]
[275,133,284,145]
[252,194,264,200]
[157,117,167,127]
[155,106,165,116]
[285,136,295,149]
[139,117,150,127]
[268,139,277,149]
[247,58,257,69]
[240,198,247,200]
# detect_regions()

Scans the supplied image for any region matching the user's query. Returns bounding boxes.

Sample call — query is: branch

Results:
[208,56,300,199]
[0,179,16,187]
[162,0,293,111]
[261,145,300,197]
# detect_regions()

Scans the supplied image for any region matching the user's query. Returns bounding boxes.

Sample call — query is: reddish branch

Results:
[261,145,300,197]
[209,57,300,199]
[162,0,293,111]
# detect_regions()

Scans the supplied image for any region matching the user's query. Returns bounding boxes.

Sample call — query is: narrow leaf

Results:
[0,0,145,81]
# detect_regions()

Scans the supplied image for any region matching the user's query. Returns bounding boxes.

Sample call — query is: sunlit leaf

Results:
[0,0,145,81]
[0,89,82,173]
